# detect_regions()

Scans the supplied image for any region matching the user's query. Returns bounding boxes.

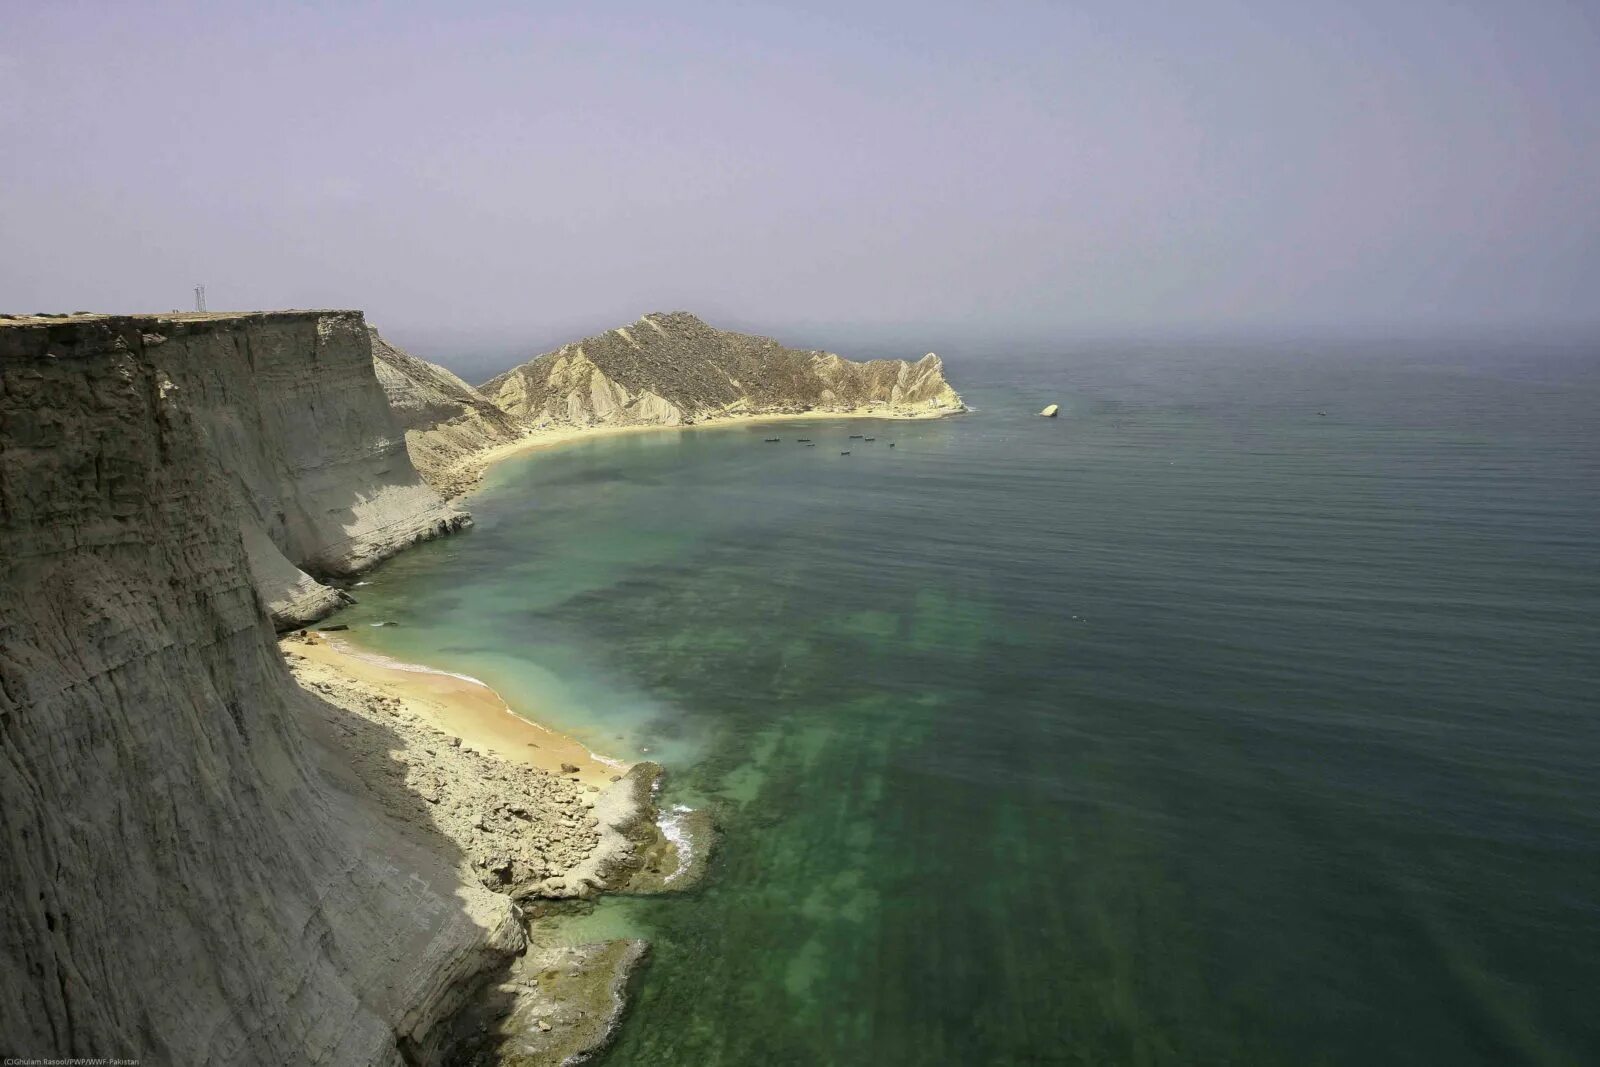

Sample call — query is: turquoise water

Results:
[334,340,1600,1065]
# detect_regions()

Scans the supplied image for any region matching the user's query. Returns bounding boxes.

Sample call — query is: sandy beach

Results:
[284,631,689,901]
[446,405,959,496]
[289,632,625,789]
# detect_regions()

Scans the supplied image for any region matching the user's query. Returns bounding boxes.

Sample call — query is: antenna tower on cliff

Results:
[194,285,207,312]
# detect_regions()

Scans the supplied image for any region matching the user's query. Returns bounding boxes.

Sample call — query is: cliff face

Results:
[369,327,524,498]
[172,313,465,627]
[0,313,519,1063]
[3,312,471,628]
[482,311,964,427]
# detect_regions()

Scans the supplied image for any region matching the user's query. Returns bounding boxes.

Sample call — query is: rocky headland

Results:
[480,310,963,431]
[365,312,964,502]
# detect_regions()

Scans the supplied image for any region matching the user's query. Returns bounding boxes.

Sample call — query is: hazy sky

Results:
[3,0,1597,358]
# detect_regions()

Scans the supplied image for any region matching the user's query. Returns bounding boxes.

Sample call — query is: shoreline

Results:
[285,631,693,1062]
[443,403,963,499]
[287,629,688,901]
[287,402,956,1060]
[295,402,964,863]
[288,632,625,791]
[310,402,966,762]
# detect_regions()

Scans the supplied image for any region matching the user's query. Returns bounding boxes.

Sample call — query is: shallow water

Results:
[334,338,1600,1065]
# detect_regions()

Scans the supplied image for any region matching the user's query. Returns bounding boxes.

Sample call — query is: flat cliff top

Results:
[0,309,361,333]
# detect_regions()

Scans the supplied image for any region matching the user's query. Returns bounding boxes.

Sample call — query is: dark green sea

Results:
[334,339,1600,1065]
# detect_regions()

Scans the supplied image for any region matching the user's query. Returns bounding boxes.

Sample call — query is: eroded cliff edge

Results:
[0,312,515,1062]
[369,327,525,499]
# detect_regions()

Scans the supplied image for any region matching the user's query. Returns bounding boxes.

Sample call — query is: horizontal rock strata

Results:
[1,311,469,629]
[0,315,515,1064]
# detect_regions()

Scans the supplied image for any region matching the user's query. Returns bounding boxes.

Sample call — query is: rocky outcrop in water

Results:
[0,312,516,1063]
[482,311,963,427]
[369,327,526,498]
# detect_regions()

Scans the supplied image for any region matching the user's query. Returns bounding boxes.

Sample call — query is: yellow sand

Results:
[289,634,624,789]
[462,406,954,474]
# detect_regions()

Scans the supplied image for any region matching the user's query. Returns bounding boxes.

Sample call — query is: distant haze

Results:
[3,1,1597,368]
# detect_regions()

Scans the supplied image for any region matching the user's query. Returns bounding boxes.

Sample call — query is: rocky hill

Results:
[369,327,525,498]
[481,311,963,427]
[0,312,515,1063]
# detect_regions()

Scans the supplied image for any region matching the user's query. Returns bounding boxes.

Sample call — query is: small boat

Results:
[797,438,811,442]
[888,443,896,447]
[849,434,864,439]
[806,443,816,447]
[864,437,875,442]
[840,450,851,455]
[1317,411,1327,417]
[764,438,781,443]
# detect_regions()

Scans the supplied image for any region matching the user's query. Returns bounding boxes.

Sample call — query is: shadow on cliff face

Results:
[283,650,636,1065]
[0,611,520,1064]
[0,314,516,1065]
[284,669,531,1065]
[282,648,686,1065]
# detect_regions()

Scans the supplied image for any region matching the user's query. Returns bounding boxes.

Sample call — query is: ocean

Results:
[333,337,1600,1065]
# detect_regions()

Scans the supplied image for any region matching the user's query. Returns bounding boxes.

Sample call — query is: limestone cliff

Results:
[0,313,470,628]
[369,327,525,498]
[0,313,521,1063]
[482,311,964,427]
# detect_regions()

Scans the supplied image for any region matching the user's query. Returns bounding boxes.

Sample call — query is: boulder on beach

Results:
[1039,404,1060,417]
